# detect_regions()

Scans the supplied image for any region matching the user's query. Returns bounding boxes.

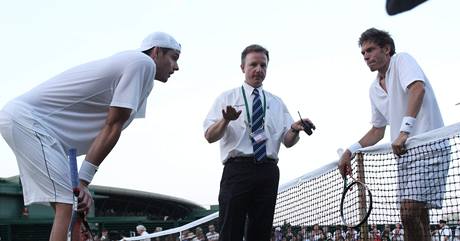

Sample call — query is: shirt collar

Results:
[374,54,395,85]
[242,82,263,96]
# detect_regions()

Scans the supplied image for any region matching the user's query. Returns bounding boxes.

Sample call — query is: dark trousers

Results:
[218,157,279,241]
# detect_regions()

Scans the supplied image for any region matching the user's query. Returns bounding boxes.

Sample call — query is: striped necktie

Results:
[252,88,267,161]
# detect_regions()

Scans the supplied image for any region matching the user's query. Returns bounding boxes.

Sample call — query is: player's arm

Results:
[85,107,131,166]
[358,126,386,147]
[392,81,425,155]
[77,106,131,211]
[338,126,386,177]
[205,105,241,143]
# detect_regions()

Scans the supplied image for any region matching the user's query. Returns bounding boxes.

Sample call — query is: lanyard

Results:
[241,86,267,127]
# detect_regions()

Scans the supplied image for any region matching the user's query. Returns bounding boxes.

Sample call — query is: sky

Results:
[1,0,459,208]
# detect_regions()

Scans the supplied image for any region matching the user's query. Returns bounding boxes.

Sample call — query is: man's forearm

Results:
[78,123,123,186]
[346,126,385,156]
[406,81,425,117]
[358,126,386,148]
[205,118,229,143]
[85,123,123,166]
[283,128,300,148]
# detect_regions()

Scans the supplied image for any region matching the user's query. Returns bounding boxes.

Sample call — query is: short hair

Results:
[241,44,269,65]
[358,28,396,56]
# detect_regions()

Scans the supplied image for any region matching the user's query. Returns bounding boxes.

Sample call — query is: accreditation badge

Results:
[250,128,268,143]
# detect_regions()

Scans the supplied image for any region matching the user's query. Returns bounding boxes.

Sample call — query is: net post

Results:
[357,153,369,240]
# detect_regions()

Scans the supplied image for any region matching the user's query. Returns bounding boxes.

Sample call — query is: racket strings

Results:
[341,181,372,227]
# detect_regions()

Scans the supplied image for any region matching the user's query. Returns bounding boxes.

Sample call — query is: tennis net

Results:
[124,122,460,240]
[274,122,460,239]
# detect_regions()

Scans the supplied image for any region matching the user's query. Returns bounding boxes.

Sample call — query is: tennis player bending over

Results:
[0,32,181,241]
[338,28,446,241]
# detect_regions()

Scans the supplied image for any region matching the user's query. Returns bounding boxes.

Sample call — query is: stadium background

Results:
[0,176,217,241]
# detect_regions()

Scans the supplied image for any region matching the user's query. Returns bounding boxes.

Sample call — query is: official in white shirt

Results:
[204,44,314,241]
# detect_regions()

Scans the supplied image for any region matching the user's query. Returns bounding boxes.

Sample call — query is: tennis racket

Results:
[337,149,373,228]
[67,148,93,241]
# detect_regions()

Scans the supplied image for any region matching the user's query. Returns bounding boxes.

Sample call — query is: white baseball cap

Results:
[139,32,181,52]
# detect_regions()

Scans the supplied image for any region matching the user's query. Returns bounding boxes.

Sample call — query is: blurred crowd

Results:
[81,223,220,241]
[77,219,460,241]
[271,219,460,241]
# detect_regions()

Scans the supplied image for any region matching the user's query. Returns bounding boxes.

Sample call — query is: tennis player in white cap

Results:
[0,31,181,241]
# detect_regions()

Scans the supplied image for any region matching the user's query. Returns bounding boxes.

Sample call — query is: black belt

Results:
[226,156,278,165]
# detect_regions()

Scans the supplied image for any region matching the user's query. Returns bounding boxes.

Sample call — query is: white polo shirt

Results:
[2,51,155,154]
[369,52,443,141]
[203,82,296,163]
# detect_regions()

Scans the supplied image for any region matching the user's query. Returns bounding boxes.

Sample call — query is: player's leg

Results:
[400,200,412,241]
[419,205,430,241]
[400,200,430,241]
[409,141,450,241]
[1,118,74,240]
[49,202,73,241]
[397,146,438,241]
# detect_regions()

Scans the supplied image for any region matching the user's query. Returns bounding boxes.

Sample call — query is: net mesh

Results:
[274,123,460,240]
[340,178,372,228]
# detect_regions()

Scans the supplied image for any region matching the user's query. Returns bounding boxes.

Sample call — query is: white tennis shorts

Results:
[397,140,450,209]
[0,111,73,206]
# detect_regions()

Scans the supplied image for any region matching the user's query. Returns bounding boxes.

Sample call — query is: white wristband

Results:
[400,116,416,133]
[79,160,98,184]
[348,142,362,155]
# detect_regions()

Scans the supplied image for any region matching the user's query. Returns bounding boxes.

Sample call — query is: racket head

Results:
[340,179,373,228]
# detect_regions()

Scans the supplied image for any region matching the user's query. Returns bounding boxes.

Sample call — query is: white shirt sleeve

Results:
[203,93,225,133]
[370,95,388,128]
[280,100,296,143]
[111,60,153,115]
[135,98,147,118]
[395,53,426,92]
[283,102,295,133]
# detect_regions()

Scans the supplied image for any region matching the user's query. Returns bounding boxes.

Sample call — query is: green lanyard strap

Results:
[241,86,267,127]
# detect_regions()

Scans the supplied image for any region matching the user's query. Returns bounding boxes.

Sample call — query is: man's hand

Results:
[338,150,353,177]
[222,105,242,121]
[204,105,241,143]
[291,118,315,133]
[284,118,315,147]
[392,132,409,156]
[77,183,93,213]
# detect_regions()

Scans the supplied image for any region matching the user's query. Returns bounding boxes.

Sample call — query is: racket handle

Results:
[73,187,80,197]
[68,148,79,189]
